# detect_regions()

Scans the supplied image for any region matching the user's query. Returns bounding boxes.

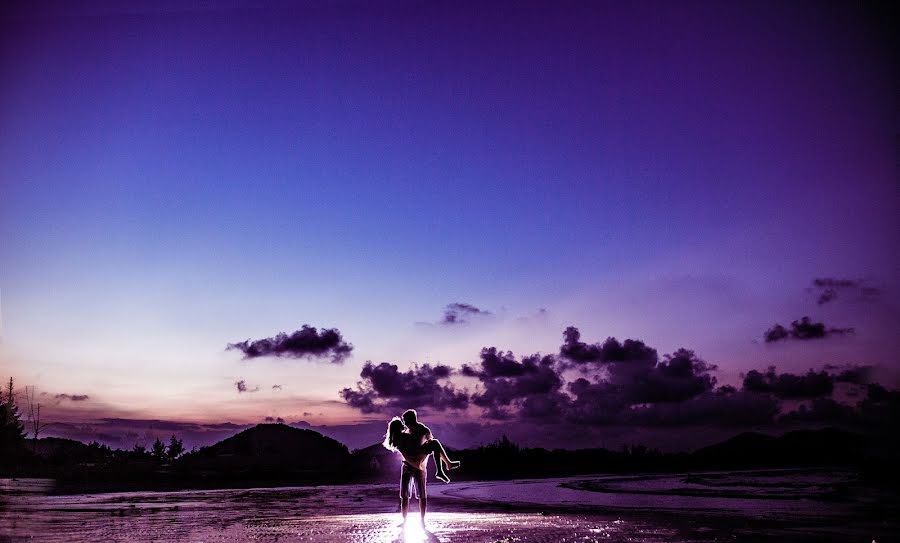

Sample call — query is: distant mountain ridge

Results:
[693,427,865,467]
[11,424,888,491]
[181,423,350,473]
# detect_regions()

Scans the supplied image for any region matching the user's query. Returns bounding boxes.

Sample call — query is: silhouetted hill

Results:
[33,437,96,459]
[694,427,864,467]
[693,431,778,464]
[178,423,352,482]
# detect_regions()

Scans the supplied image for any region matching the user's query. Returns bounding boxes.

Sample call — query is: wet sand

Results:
[1,470,895,542]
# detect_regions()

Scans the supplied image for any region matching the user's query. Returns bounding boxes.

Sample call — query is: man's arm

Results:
[420,423,433,441]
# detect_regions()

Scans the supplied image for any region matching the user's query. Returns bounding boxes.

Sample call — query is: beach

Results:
[1,469,895,542]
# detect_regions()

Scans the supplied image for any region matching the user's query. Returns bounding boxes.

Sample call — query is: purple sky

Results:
[0,1,897,451]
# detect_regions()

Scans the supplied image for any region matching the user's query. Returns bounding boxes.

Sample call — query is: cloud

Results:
[811,278,882,305]
[557,327,717,416]
[633,349,718,403]
[227,325,353,363]
[459,329,716,425]
[564,346,718,425]
[559,326,658,365]
[777,383,899,429]
[337,326,893,436]
[463,348,566,420]
[54,394,90,402]
[742,366,834,398]
[235,380,259,393]
[830,365,874,385]
[340,361,469,413]
[272,384,283,390]
[264,416,285,423]
[763,316,854,343]
[339,327,726,428]
[777,397,856,424]
[441,303,491,325]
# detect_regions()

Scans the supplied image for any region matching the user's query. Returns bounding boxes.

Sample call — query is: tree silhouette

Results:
[167,435,184,460]
[0,377,27,459]
[151,437,167,461]
[25,386,52,452]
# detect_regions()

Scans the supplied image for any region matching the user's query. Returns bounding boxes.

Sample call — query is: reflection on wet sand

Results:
[1,470,896,542]
[0,480,680,542]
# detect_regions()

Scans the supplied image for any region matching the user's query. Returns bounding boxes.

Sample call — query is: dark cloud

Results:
[763,316,854,343]
[459,330,716,425]
[54,394,90,402]
[742,366,834,398]
[558,326,602,362]
[264,416,285,423]
[441,303,491,325]
[564,347,718,425]
[235,380,259,393]
[556,327,717,423]
[340,328,719,427]
[831,365,874,385]
[634,349,718,403]
[271,384,283,390]
[778,397,856,424]
[810,278,882,305]
[775,383,899,429]
[464,348,566,420]
[337,326,893,437]
[340,361,469,413]
[559,326,658,365]
[227,325,353,363]
[565,378,627,425]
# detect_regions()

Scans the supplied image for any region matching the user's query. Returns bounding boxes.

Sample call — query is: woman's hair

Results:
[382,417,405,452]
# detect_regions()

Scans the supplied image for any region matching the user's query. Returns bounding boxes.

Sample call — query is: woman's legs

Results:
[428,439,458,467]
[423,439,460,482]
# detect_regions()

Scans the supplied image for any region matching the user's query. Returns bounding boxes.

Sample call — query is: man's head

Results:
[402,409,417,426]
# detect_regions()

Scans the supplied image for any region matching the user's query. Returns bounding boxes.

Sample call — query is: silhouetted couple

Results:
[383,409,460,523]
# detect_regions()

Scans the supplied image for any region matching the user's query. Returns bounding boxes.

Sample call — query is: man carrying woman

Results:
[383,409,460,524]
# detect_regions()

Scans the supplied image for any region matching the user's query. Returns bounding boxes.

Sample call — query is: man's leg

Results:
[415,468,427,523]
[400,465,412,522]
